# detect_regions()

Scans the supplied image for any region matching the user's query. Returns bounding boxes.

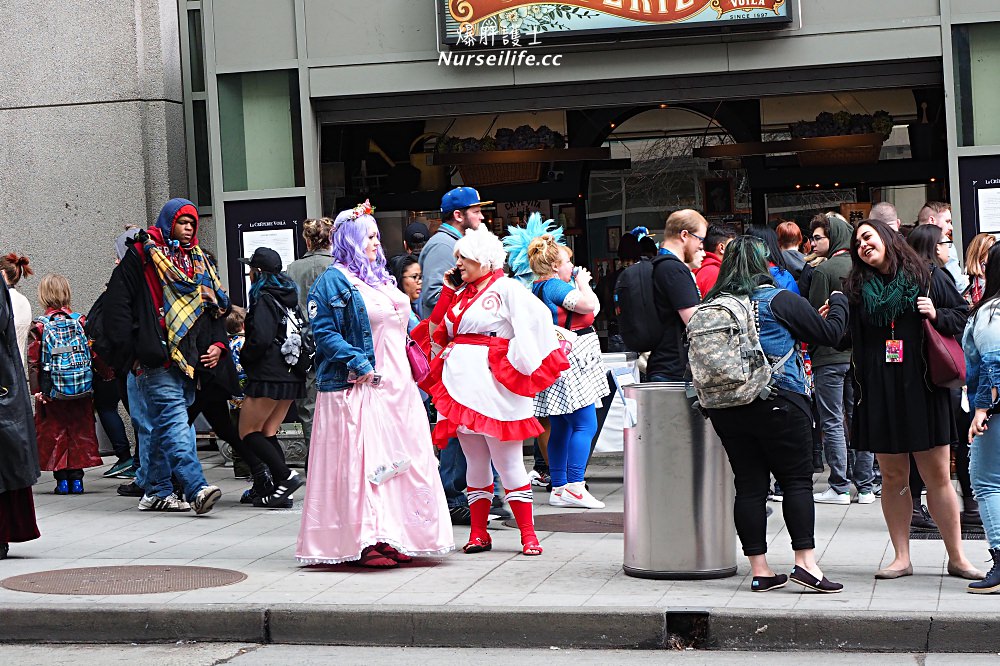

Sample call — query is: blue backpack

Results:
[38,312,93,399]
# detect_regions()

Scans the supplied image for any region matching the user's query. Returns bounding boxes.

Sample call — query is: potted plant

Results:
[790,110,894,166]
[435,125,566,186]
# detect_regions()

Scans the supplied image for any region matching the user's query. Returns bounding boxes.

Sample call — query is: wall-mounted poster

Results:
[958,155,1000,246]
[438,1,793,47]
[224,197,308,306]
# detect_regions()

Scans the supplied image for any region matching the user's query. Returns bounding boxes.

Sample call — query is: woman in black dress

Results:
[238,247,306,507]
[845,219,981,581]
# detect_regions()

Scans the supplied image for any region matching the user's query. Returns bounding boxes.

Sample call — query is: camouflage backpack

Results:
[685,293,794,409]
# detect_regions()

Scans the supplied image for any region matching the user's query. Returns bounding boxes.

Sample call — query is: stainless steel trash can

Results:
[622,382,737,579]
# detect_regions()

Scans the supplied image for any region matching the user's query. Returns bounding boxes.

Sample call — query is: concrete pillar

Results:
[0,1,187,314]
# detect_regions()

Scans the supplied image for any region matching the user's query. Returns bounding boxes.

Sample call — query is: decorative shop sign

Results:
[439,0,792,46]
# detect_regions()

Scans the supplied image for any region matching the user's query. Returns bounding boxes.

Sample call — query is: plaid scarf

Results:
[146,240,230,378]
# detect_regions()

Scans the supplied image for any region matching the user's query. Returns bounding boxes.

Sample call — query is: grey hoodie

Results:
[807,215,853,367]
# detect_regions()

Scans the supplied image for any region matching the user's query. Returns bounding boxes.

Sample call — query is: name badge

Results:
[885,339,903,363]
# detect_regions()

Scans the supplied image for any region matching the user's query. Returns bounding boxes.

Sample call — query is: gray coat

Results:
[418,225,462,319]
[287,250,333,312]
[0,277,40,494]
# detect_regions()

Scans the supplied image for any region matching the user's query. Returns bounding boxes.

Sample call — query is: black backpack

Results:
[613,257,663,353]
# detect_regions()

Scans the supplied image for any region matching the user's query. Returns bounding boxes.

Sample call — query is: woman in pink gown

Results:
[295,201,454,568]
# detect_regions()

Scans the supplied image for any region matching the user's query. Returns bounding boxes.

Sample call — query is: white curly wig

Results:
[454,226,507,271]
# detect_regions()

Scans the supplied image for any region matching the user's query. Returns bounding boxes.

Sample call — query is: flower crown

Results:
[351,199,375,219]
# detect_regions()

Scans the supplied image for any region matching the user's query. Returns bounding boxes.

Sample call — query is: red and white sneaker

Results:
[549,486,570,507]
[560,481,604,509]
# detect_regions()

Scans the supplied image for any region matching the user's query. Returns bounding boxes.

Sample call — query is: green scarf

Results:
[861,270,919,327]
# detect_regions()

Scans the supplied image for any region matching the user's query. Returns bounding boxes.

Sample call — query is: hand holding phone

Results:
[447,265,465,288]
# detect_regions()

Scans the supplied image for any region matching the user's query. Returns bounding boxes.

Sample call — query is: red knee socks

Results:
[505,484,539,549]
[466,484,493,544]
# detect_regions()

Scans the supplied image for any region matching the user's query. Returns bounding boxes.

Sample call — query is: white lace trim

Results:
[296,537,455,566]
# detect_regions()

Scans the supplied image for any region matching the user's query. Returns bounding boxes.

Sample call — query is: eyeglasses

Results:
[687,231,705,242]
[811,235,827,243]
[937,240,953,247]
[404,273,423,281]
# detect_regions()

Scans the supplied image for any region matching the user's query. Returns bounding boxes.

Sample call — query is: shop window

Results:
[218,70,304,192]
[188,10,206,93]
[953,23,1000,147]
[193,100,212,207]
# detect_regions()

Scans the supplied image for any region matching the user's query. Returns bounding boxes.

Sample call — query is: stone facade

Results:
[0,1,188,315]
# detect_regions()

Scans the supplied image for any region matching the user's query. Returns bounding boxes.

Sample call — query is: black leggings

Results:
[709,397,816,556]
[187,393,264,473]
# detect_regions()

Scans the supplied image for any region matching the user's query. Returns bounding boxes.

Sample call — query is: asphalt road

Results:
[0,644,997,665]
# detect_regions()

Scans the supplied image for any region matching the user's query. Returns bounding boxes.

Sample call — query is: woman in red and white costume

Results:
[423,226,569,556]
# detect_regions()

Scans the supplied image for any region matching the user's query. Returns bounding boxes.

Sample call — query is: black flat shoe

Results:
[751,573,787,592]
[789,566,843,593]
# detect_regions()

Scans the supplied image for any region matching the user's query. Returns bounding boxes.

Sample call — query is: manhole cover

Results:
[504,511,623,533]
[0,565,247,595]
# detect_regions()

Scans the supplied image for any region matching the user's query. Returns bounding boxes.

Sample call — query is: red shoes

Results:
[521,537,543,556]
[463,536,492,553]
[357,542,415,568]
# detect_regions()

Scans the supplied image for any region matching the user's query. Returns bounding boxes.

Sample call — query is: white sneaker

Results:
[814,487,851,505]
[560,481,605,509]
[549,486,569,507]
[856,492,877,505]
[138,494,191,512]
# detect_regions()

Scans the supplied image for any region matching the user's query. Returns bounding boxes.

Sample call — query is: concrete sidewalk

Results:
[1,452,998,651]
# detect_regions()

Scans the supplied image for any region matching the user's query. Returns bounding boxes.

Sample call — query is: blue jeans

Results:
[439,437,468,508]
[814,363,874,493]
[128,366,208,501]
[94,378,131,460]
[549,405,598,487]
[971,423,1000,549]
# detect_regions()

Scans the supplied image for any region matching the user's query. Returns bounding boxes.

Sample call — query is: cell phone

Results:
[448,265,464,288]
[348,370,382,386]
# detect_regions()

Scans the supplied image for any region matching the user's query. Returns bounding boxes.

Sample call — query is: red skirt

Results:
[0,487,40,543]
[34,397,103,472]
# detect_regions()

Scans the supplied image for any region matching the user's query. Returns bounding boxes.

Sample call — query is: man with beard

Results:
[647,209,707,383]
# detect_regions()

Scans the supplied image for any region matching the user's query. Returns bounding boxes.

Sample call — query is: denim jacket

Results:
[752,287,808,396]
[307,265,376,392]
[963,301,1000,411]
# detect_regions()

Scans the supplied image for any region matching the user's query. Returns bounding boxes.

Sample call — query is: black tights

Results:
[187,392,265,475]
[242,431,289,482]
[709,397,816,556]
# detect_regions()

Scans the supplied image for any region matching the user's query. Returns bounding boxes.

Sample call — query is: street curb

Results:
[0,605,267,644]
[267,605,669,648]
[706,609,1000,653]
[2,605,1000,651]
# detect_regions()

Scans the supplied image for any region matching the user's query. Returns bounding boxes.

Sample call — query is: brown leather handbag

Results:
[922,318,966,389]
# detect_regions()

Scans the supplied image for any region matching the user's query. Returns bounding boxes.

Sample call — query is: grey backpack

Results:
[685,293,794,409]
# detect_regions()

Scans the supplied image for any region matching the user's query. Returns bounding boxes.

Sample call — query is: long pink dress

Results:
[295,272,454,565]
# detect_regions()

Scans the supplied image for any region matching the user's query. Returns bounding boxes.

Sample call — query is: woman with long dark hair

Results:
[908,224,979,530]
[845,219,981,581]
[963,242,1000,592]
[700,236,848,593]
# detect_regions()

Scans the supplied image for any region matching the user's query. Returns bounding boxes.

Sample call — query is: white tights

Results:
[457,430,530,494]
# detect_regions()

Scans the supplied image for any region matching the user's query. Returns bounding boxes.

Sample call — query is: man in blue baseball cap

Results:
[418,186,492,526]
[418,187,491,319]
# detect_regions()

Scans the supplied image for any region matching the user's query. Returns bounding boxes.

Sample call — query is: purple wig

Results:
[330,212,393,287]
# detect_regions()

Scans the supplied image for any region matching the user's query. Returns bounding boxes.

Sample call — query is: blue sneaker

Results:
[69,480,84,494]
[54,480,69,495]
